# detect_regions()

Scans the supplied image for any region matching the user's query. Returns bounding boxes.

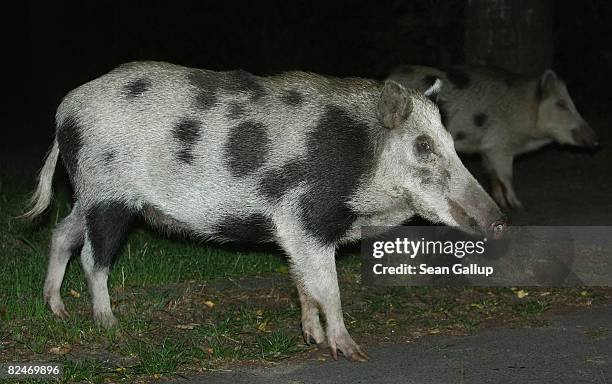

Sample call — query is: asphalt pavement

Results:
[182,303,611,384]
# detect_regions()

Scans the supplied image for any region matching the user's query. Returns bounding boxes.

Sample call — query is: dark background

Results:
[5,1,612,202]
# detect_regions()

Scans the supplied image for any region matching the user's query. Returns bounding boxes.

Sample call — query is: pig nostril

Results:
[492,215,510,227]
[489,216,510,239]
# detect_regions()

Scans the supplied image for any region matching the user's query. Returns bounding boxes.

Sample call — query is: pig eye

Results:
[415,135,433,156]
[555,100,568,110]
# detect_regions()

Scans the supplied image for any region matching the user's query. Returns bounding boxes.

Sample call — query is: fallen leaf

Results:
[257,321,268,332]
[176,323,200,330]
[68,289,80,298]
[203,300,215,309]
[580,291,590,296]
[49,346,71,355]
[516,290,528,299]
[115,367,126,373]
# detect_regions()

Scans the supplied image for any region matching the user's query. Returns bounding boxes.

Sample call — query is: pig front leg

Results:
[297,285,326,345]
[275,219,367,361]
[294,247,367,361]
[483,151,522,210]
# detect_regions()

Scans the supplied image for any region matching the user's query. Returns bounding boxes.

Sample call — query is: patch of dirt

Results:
[68,345,140,367]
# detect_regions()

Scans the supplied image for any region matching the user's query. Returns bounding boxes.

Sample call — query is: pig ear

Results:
[537,69,557,100]
[378,80,413,129]
[423,78,442,104]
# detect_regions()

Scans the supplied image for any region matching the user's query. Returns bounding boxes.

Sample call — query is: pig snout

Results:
[571,123,599,150]
[447,194,510,238]
[447,170,511,237]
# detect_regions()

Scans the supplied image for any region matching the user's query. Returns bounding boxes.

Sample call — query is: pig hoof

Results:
[52,305,70,320]
[328,334,369,362]
[302,320,325,345]
[55,307,70,320]
[94,312,118,328]
[305,333,326,346]
[47,297,70,319]
[349,350,369,362]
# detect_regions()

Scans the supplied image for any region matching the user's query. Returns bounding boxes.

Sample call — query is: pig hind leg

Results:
[81,202,134,328]
[44,202,85,319]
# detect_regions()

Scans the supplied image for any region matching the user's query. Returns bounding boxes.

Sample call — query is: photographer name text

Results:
[372,263,494,277]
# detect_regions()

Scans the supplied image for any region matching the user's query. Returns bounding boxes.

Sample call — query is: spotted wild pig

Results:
[24,61,508,361]
[390,65,598,209]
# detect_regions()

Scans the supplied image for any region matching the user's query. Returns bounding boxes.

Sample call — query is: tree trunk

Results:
[464,0,554,75]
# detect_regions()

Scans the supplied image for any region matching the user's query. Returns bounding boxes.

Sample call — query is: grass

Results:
[0,176,609,382]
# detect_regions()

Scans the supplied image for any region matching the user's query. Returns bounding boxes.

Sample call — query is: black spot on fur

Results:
[437,99,450,128]
[226,70,266,100]
[299,105,376,244]
[225,121,270,177]
[423,75,438,88]
[194,92,216,110]
[56,115,84,180]
[214,214,274,242]
[474,113,487,127]
[172,118,201,164]
[258,105,378,245]
[258,160,308,202]
[103,151,116,165]
[188,70,219,110]
[227,102,246,120]
[454,132,466,141]
[123,78,151,98]
[86,202,135,268]
[446,68,470,89]
[142,204,191,235]
[280,90,303,106]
